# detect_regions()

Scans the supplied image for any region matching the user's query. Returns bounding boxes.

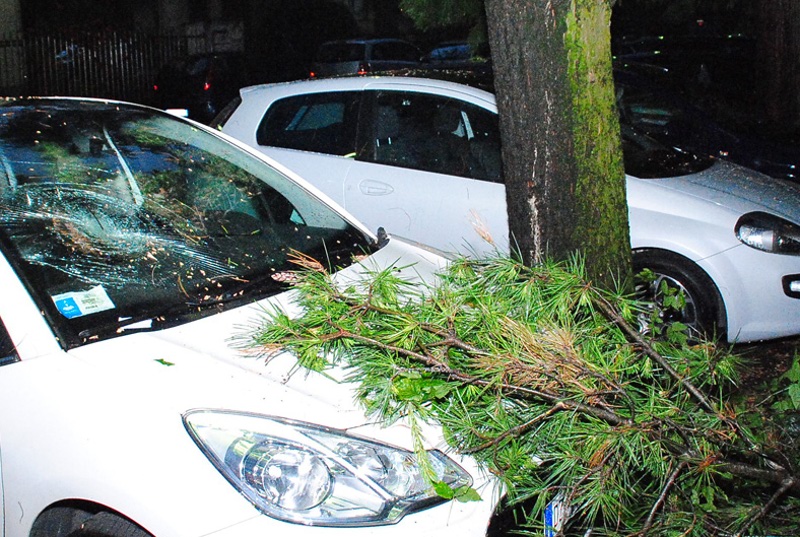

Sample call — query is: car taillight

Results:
[204,67,215,91]
[357,62,370,75]
[309,71,317,78]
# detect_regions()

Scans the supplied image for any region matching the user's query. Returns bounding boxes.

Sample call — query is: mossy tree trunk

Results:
[485,0,630,288]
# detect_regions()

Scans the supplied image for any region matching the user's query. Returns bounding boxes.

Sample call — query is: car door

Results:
[343,88,507,257]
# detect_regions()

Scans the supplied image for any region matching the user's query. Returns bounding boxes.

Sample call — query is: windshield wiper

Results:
[77,273,292,342]
[185,272,291,308]
[76,303,205,341]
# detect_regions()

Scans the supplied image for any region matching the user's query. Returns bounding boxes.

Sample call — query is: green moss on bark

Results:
[565,1,631,288]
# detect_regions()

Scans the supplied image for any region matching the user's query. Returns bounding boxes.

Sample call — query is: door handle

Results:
[359,180,394,196]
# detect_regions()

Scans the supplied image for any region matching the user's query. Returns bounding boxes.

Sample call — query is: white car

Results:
[0,98,502,537]
[215,76,800,343]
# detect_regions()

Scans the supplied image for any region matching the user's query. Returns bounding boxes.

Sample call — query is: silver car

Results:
[309,39,421,78]
[216,76,800,343]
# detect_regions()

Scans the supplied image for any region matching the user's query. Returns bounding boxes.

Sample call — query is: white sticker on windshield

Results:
[52,286,116,319]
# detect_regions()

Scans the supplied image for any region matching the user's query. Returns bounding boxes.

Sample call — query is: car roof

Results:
[238,75,496,107]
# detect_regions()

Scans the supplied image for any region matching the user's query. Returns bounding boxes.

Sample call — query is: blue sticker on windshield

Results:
[54,296,82,319]
[52,286,115,318]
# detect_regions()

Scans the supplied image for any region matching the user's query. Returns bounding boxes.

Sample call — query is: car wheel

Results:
[64,512,152,537]
[632,249,723,341]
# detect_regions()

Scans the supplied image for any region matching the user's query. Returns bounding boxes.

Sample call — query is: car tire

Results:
[62,512,151,537]
[33,507,152,537]
[632,249,724,341]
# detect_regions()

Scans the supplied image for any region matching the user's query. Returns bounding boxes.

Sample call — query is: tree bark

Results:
[485,0,630,287]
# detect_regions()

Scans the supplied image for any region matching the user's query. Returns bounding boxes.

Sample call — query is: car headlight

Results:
[183,410,472,526]
[735,212,800,255]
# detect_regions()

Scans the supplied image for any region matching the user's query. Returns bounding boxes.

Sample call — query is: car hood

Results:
[652,160,800,222]
[67,236,449,447]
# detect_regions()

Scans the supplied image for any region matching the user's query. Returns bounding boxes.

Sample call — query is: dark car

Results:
[309,38,421,78]
[153,52,249,124]
[419,41,493,77]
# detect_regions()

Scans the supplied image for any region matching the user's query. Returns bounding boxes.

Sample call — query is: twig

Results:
[642,460,689,533]
[717,461,799,493]
[734,477,796,537]
[462,403,566,453]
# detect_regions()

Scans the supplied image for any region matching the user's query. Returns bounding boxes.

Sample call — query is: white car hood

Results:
[655,160,800,222]
[67,236,449,447]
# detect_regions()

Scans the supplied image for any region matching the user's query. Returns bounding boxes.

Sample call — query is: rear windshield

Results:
[209,96,242,129]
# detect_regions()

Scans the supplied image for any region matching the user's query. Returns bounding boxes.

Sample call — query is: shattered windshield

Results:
[0,99,374,348]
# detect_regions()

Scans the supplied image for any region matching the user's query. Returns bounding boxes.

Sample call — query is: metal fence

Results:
[0,31,206,106]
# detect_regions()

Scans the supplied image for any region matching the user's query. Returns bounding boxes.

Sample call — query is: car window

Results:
[362,90,502,182]
[0,100,372,348]
[0,317,19,366]
[426,44,472,62]
[257,92,361,156]
[618,85,689,133]
[621,124,713,178]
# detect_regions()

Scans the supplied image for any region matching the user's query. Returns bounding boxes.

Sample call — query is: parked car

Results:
[214,76,800,343]
[423,41,474,63]
[309,38,421,78]
[153,52,250,123]
[416,42,493,79]
[0,97,502,537]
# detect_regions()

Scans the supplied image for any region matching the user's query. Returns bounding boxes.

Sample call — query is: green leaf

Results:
[454,486,483,503]
[393,377,454,402]
[788,383,800,409]
[432,480,455,499]
[665,321,689,345]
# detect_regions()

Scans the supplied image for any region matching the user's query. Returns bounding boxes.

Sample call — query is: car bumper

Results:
[699,244,800,342]
[202,492,500,537]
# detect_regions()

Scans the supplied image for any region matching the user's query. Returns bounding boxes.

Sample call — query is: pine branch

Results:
[592,293,719,414]
[309,293,800,516]
[249,257,800,534]
[307,274,800,495]
[328,326,627,425]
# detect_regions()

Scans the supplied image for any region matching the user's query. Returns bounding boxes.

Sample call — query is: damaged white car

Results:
[0,98,501,537]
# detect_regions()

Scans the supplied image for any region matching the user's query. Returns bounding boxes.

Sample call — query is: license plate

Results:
[544,493,567,537]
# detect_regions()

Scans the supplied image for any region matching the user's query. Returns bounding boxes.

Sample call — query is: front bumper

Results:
[699,243,800,342]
